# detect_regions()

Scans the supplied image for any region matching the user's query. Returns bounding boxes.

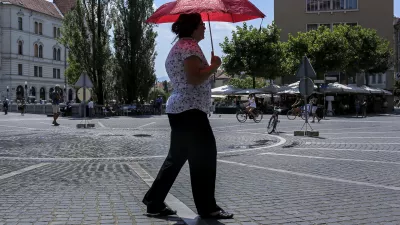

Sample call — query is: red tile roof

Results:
[0,0,63,19]
[53,0,75,16]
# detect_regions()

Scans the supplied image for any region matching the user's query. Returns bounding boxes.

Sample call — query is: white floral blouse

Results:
[165,38,211,114]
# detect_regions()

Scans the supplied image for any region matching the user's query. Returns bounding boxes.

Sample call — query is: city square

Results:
[1,113,400,224]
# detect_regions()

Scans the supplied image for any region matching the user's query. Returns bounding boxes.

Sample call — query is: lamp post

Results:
[24,81,27,100]
[64,85,66,103]
[6,86,9,99]
[64,45,68,102]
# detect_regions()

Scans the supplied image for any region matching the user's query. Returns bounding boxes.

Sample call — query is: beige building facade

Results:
[274,0,395,90]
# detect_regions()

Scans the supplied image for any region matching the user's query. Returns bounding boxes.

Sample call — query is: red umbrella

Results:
[146,0,265,52]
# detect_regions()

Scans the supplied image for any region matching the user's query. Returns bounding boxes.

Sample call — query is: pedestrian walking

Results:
[3,98,8,115]
[142,13,233,219]
[51,85,61,126]
[355,99,360,118]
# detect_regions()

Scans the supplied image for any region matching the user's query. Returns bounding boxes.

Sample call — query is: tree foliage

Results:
[60,0,112,104]
[228,76,266,89]
[287,24,393,83]
[112,0,157,103]
[220,22,290,88]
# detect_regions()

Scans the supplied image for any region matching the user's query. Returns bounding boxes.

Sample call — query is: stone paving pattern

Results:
[1,113,400,224]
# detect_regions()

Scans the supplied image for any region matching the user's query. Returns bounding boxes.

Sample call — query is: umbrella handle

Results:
[207,14,214,53]
[207,14,215,84]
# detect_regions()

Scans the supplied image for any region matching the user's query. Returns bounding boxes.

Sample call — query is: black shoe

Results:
[145,206,177,217]
[52,121,55,125]
[54,122,60,126]
[200,210,234,219]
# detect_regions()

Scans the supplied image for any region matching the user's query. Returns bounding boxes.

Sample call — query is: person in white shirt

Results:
[88,99,94,117]
[246,94,257,118]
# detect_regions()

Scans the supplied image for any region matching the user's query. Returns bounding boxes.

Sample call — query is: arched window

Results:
[49,88,54,99]
[16,85,24,100]
[40,87,45,100]
[53,48,57,60]
[34,44,38,57]
[31,87,36,98]
[38,45,43,58]
[57,49,61,61]
[18,41,23,55]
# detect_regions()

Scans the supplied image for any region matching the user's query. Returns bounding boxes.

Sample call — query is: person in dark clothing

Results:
[3,99,8,115]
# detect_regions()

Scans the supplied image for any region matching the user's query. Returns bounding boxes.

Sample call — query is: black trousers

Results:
[143,109,221,216]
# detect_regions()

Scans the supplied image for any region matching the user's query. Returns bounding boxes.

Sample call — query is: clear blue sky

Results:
[154,0,400,81]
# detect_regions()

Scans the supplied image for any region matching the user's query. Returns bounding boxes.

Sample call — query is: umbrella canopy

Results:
[259,84,282,94]
[211,85,241,95]
[146,0,265,53]
[146,0,265,24]
[235,89,264,95]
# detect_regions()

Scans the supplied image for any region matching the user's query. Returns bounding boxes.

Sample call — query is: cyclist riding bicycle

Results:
[291,96,304,114]
[246,94,257,118]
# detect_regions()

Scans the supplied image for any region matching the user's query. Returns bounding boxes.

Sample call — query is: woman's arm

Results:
[184,52,221,86]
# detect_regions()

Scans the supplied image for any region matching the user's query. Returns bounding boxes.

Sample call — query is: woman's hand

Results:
[210,51,222,68]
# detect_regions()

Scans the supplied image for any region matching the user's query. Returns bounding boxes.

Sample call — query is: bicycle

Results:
[286,107,307,120]
[236,107,263,123]
[267,106,281,134]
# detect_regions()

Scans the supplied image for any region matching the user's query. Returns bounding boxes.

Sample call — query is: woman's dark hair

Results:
[172,13,202,39]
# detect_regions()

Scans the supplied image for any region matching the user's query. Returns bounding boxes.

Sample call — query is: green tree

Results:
[162,80,169,93]
[60,0,112,104]
[228,76,266,89]
[220,22,289,88]
[334,24,393,85]
[112,0,157,103]
[287,25,349,79]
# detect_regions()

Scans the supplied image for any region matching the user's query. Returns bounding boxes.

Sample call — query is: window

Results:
[18,17,23,30]
[57,49,61,61]
[38,45,43,58]
[57,28,61,38]
[306,0,318,12]
[34,44,38,57]
[34,66,38,77]
[53,68,61,79]
[18,64,22,75]
[378,74,383,84]
[346,0,357,9]
[333,0,345,10]
[34,22,38,34]
[319,0,331,11]
[371,74,376,84]
[53,27,57,38]
[53,48,57,60]
[306,0,358,12]
[18,41,23,55]
[39,23,42,35]
[346,22,358,27]
[307,24,318,31]
[320,24,331,30]
[39,67,43,77]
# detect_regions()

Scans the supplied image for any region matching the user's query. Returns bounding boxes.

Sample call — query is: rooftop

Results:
[0,0,63,19]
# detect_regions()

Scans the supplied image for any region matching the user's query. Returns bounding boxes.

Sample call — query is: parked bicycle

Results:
[267,106,281,134]
[236,107,263,123]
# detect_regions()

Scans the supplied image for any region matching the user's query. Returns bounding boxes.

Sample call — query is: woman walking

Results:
[142,13,233,219]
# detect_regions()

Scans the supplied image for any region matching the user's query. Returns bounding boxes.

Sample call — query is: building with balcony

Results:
[0,0,75,102]
[274,0,395,91]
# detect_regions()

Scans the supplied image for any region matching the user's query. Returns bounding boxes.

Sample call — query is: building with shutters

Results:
[0,0,76,102]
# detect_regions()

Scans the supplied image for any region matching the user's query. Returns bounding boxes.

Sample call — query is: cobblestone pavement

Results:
[1,112,400,224]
